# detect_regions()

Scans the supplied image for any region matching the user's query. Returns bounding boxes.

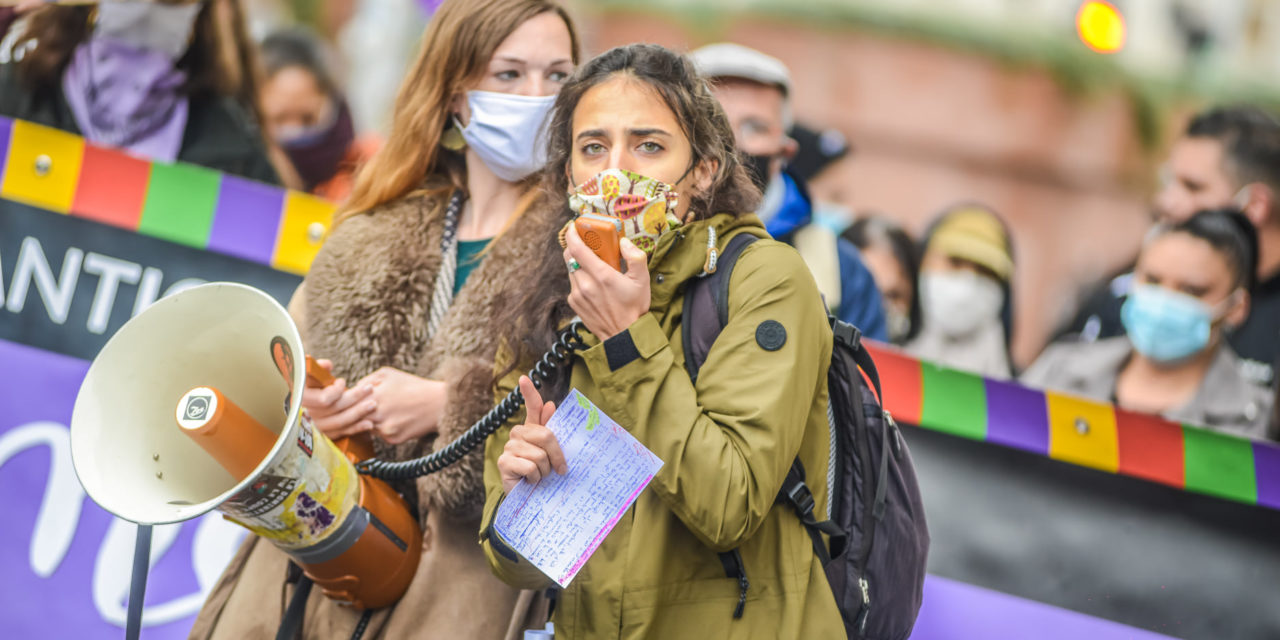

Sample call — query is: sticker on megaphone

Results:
[177,385,359,550]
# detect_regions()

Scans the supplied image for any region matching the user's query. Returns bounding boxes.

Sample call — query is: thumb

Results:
[539,400,557,426]
[620,238,648,279]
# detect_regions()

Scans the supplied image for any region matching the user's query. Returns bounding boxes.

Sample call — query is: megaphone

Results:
[70,282,421,610]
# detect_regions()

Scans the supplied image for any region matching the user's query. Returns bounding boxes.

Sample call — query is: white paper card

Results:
[494,388,663,587]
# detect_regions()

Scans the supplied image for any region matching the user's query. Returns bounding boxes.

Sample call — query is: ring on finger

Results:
[566,258,582,274]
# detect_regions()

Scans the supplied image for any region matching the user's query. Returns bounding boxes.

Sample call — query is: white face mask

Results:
[920,270,1004,339]
[95,0,204,62]
[457,90,556,182]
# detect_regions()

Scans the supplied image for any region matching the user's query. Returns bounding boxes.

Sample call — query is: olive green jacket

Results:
[481,213,844,639]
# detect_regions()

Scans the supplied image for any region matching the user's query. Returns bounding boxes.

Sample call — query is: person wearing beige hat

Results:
[906,203,1016,378]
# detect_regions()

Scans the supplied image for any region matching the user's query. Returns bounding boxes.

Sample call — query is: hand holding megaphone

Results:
[300,358,377,439]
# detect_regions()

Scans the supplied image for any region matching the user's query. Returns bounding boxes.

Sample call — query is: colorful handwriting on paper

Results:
[575,392,601,431]
[494,389,661,587]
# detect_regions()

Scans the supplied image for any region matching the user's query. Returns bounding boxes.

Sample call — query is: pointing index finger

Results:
[518,376,545,425]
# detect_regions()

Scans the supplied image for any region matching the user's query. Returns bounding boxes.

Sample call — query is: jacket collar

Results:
[646,212,768,310]
[1052,337,1263,428]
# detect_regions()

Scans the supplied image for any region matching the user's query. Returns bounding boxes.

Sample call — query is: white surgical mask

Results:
[457,90,556,182]
[920,270,1004,339]
[95,0,203,62]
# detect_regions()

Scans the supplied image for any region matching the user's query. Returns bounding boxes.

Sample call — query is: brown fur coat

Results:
[188,187,565,639]
[301,186,564,523]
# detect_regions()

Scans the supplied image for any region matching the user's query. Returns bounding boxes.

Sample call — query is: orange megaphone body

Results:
[178,381,420,609]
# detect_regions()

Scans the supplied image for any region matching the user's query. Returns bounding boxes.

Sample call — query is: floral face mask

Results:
[568,168,683,255]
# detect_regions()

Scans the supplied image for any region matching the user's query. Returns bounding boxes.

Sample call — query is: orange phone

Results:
[574,214,624,271]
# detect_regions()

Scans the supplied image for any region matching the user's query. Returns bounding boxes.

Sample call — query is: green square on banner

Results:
[1183,426,1256,504]
[919,363,987,440]
[138,162,221,248]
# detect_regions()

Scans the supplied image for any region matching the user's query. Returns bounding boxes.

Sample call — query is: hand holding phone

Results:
[573,214,623,272]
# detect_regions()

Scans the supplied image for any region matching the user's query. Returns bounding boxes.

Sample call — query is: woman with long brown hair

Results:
[0,0,282,184]
[189,1,579,638]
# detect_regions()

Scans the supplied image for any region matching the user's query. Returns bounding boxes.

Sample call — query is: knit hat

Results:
[927,206,1014,281]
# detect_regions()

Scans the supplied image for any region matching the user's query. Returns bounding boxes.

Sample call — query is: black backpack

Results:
[681,232,930,640]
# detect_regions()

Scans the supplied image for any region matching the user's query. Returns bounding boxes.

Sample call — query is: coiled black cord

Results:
[355,322,588,481]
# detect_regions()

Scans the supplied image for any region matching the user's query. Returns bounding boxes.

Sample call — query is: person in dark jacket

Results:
[690,42,887,340]
[0,0,280,185]
[1059,107,1280,388]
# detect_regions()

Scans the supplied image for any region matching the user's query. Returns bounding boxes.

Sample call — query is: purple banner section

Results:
[983,378,1049,455]
[1253,441,1280,511]
[0,115,12,178]
[910,575,1180,640]
[0,339,244,638]
[207,175,285,264]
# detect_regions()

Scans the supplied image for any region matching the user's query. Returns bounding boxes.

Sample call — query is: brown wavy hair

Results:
[336,0,580,224]
[496,43,762,390]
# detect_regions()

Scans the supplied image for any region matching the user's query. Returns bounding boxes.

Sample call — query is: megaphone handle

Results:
[305,355,336,388]
[305,356,376,462]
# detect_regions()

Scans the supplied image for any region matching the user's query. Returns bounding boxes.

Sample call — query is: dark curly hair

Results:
[542,43,760,219]
[494,43,761,392]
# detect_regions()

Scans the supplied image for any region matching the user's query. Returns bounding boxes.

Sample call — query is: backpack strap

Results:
[678,231,760,620]
[832,317,882,404]
[777,461,846,564]
[681,232,759,382]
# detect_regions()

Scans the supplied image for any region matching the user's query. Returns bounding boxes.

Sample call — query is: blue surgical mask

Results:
[1121,284,1233,364]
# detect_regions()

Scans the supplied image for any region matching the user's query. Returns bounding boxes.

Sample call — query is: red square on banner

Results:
[863,342,923,425]
[1116,408,1184,487]
[71,144,151,229]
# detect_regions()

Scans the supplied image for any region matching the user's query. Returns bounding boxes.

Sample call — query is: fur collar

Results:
[302,187,569,523]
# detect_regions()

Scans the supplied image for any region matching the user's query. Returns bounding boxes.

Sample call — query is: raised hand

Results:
[496,375,567,493]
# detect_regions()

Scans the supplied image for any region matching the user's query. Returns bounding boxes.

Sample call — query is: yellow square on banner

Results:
[1047,392,1119,472]
[1,120,85,213]
[272,191,335,274]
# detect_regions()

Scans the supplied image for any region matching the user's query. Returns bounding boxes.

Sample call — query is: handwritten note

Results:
[494,389,663,587]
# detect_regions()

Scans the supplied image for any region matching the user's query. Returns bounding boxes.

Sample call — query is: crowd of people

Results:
[2,0,1278,638]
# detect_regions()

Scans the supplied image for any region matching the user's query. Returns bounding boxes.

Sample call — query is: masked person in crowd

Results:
[689,42,887,340]
[0,0,280,184]
[1025,209,1275,440]
[907,204,1015,379]
[190,1,579,637]
[844,215,922,345]
[482,43,844,639]
[1060,107,1280,388]
[260,28,378,202]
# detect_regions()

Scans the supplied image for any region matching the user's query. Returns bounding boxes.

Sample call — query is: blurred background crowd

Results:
[1,0,1276,439]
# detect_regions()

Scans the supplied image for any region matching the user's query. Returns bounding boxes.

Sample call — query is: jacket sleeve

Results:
[478,366,556,589]
[836,237,888,341]
[578,241,832,552]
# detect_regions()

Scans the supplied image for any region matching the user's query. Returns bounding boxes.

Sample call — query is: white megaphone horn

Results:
[70,282,420,611]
